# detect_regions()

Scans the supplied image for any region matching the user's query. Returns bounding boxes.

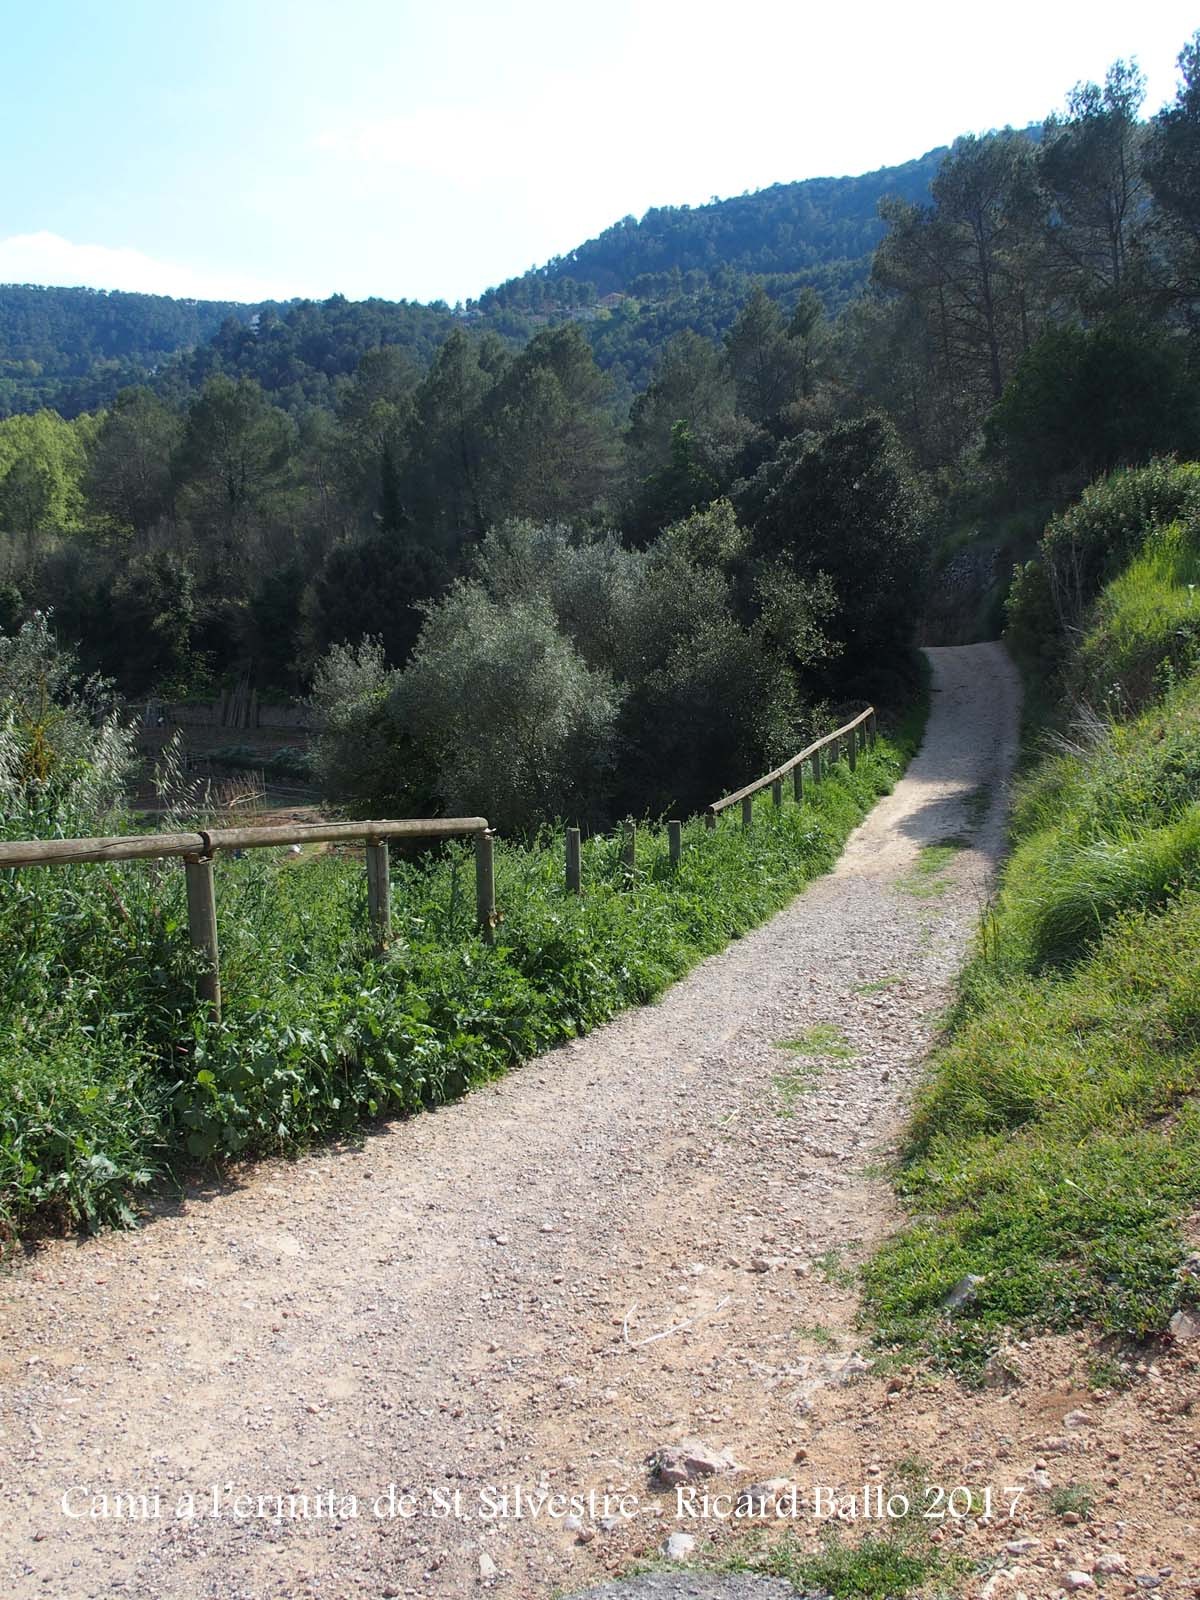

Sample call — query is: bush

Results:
[308,636,413,816]
[1037,458,1200,635]
[391,586,620,834]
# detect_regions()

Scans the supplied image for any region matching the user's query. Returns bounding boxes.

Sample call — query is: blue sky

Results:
[1,0,1196,306]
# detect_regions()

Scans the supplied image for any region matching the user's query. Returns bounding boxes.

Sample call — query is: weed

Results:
[735,1526,960,1599]
[1050,1483,1095,1521]
[814,1247,859,1289]
[898,837,969,898]
[1085,1355,1133,1392]
[854,974,905,994]
[792,1322,839,1350]
[777,1023,855,1059]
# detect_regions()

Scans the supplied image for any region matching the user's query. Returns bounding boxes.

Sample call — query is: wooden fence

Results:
[0,818,493,1021]
[0,705,874,1022]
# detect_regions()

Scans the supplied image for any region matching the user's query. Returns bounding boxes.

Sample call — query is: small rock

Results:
[1064,1573,1095,1591]
[664,1531,696,1561]
[740,1478,792,1511]
[1094,1553,1129,1576]
[942,1274,985,1312]
[1168,1308,1200,1341]
[478,1552,498,1580]
[652,1437,740,1486]
[1064,1409,1091,1428]
[832,1353,873,1383]
[1005,1539,1040,1555]
[577,1526,596,1545]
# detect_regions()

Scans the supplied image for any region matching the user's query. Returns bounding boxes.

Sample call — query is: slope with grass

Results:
[867,460,1200,1378]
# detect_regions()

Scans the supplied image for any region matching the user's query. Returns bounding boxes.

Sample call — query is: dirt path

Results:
[0,643,1022,1600]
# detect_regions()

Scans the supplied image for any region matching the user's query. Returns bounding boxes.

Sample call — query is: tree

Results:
[173,376,294,544]
[872,131,1046,454]
[627,330,736,467]
[392,586,619,833]
[734,415,930,667]
[333,346,418,515]
[308,637,412,817]
[986,319,1200,493]
[0,410,91,534]
[724,287,803,424]
[478,325,620,523]
[84,386,180,537]
[303,529,448,669]
[1144,31,1200,312]
[398,329,505,552]
[1039,59,1148,310]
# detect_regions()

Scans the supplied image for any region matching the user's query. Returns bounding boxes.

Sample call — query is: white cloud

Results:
[0,231,311,303]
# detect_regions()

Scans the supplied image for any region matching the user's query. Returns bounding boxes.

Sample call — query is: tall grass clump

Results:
[0,616,923,1245]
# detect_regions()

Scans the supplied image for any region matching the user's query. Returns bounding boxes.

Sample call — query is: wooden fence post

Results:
[793,762,804,802]
[848,728,857,771]
[813,747,822,783]
[565,827,582,894]
[622,820,637,871]
[771,777,783,807]
[741,795,753,829]
[869,710,877,748]
[705,810,717,832]
[365,838,391,953]
[475,829,496,943]
[668,819,682,866]
[184,854,221,1018]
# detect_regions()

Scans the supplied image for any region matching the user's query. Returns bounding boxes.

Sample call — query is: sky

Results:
[0,0,1196,308]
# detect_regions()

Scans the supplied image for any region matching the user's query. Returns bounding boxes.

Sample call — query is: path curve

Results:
[0,643,1021,1600]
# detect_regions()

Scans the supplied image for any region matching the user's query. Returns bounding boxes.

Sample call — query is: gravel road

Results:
[0,642,1021,1600]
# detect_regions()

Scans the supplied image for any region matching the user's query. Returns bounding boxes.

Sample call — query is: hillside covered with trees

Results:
[1,34,1199,835]
[0,141,953,421]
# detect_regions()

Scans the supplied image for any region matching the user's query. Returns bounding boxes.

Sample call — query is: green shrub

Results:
[1039,458,1200,634]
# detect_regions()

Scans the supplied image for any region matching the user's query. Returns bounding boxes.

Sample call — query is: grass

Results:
[777,1023,855,1059]
[866,478,1200,1378]
[724,1462,965,1598]
[792,1322,840,1349]
[773,1025,857,1109]
[743,1531,952,1599]
[1050,1483,1095,1521]
[0,723,922,1245]
[854,974,906,995]
[897,838,968,899]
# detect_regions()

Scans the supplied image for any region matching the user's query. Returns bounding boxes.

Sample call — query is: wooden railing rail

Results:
[0,816,491,1020]
[3,705,881,1014]
[706,706,876,826]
